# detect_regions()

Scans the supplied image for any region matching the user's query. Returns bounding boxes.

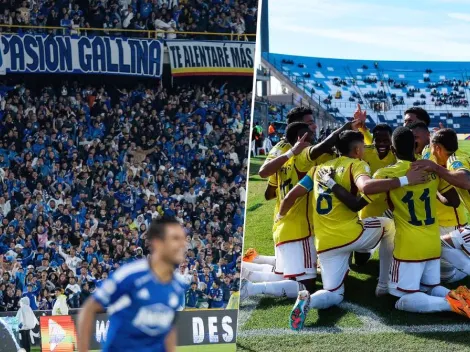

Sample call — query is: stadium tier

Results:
[0,0,258,40]
[263,52,470,132]
[0,21,254,325]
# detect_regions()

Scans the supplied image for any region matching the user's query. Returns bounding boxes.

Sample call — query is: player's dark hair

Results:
[407,121,428,133]
[392,126,415,161]
[147,217,181,241]
[285,122,310,145]
[432,128,458,154]
[372,124,392,138]
[404,107,430,126]
[286,106,313,124]
[336,130,364,156]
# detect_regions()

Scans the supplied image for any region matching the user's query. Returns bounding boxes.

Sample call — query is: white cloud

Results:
[448,12,470,21]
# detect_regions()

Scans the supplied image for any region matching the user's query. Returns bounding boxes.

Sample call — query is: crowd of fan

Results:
[0,0,257,40]
[0,78,250,311]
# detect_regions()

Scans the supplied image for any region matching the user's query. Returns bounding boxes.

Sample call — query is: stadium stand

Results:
[0,74,250,311]
[263,52,470,132]
[0,0,258,40]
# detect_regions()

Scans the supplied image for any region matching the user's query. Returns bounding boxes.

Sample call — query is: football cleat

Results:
[455,285,470,305]
[243,248,258,262]
[446,288,470,319]
[289,290,311,331]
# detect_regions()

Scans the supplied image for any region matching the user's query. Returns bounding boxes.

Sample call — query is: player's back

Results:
[374,160,451,261]
[312,156,370,253]
[93,259,185,352]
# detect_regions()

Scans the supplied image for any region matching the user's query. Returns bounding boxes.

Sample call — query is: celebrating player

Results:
[409,122,468,283]
[414,129,470,280]
[279,130,428,330]
[367,127,470,317]
[77,218,187,352]
[241,122,317,299]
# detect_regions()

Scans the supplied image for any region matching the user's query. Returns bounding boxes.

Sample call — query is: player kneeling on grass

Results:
[367,127,470,318]
[241,122,318,300]
[279,130,429,331]
[77,218,187,352]
[414,129,470,280]
[409,122,468,283]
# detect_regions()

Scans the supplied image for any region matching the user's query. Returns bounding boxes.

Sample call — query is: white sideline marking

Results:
[238,324,470,337]
[239,298,470,336]
[238,297,261,327]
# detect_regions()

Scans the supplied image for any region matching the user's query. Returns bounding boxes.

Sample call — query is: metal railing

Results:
[0,24,256,40]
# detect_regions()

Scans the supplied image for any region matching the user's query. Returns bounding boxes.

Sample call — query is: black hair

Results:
[404,107,431,127]
[431,128,458,154]
[407,121,429,133]
[336,131,364,156]
[285,122,310,145]
[147,217,181,241]
[372,123,393,137]
[392,126,415,160]
[286,106,313,124]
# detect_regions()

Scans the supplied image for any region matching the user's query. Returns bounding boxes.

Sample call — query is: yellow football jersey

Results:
[359,146,396,219]
[421,145,467,227]
[447,150,470,215]
[271,147,316,245]
[299,156,371,253]
[266,140,292,189]
[373,160,451,261]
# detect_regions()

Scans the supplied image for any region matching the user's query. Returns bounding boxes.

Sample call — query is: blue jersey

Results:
[93,259,186,352]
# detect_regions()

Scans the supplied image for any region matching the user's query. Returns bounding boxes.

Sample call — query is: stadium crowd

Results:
[0,78,249,311]
[0,0,258,40]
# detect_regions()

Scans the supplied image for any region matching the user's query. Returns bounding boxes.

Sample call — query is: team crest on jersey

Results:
[137,288,150,300]
[423,152,430,160]
[451,160,463,169]
[169,293,179,308]
[272,148,282,157]
[132,303,175,336]
[364,165,371,174]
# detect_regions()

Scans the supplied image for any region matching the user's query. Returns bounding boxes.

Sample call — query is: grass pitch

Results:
[237,141,470,352]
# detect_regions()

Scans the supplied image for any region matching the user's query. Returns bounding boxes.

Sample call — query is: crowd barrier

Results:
[0,308,238,351]
[0,24,256,40]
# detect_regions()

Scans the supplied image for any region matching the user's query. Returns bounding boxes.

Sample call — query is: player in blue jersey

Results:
[77,218,187,352]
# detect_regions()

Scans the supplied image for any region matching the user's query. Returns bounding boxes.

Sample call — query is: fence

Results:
[0,24,256,40]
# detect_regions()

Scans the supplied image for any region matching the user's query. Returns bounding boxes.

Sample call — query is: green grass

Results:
[238,141,470,352]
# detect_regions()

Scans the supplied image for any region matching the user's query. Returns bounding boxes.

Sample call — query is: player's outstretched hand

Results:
[405,168,428,185]
[353,103,367,123]
[291,132,311,155]
[411,159,438,173]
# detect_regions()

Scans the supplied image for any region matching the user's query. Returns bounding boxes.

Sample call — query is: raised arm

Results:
[258,133,310,178]
[306,121,353,161]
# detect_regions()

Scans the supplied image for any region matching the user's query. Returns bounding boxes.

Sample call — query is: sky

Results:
[264,0,470,61]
